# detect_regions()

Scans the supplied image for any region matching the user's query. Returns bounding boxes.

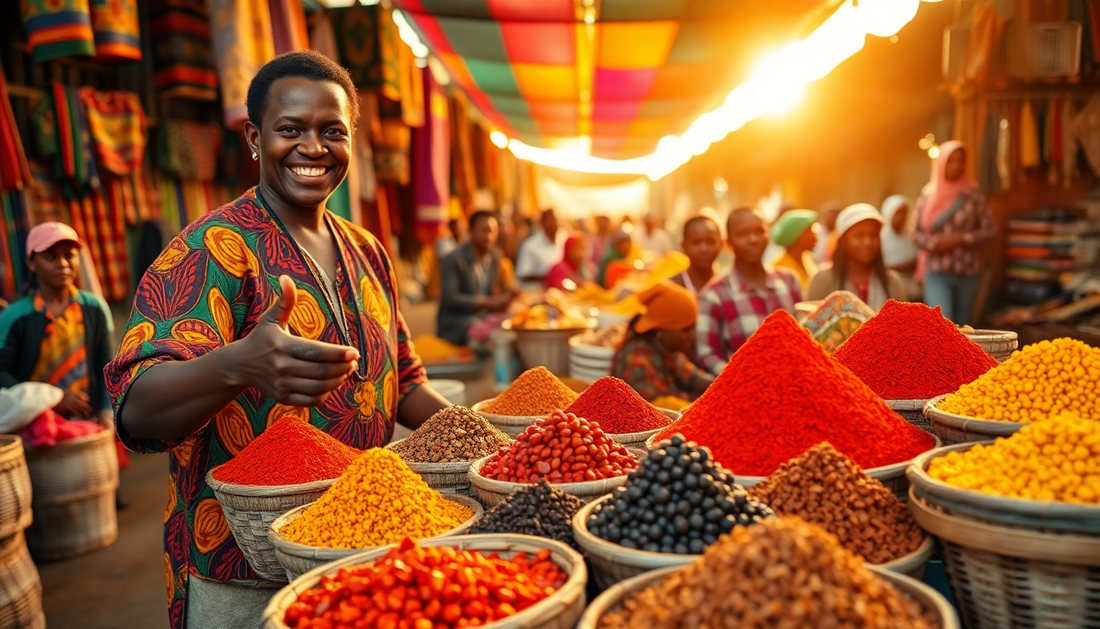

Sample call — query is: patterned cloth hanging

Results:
[207,0,275,128]
[268,0,309,55]
[89,0,141,61]
[77,89,146,176]
[150,0,219,101]
[19,0,95,63]
[156,120,223,181]
[412,68,449,244]
[0,66,32,192]
[334,2,385,89]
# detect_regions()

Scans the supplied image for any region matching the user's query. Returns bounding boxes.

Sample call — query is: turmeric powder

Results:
[280,449,473,549]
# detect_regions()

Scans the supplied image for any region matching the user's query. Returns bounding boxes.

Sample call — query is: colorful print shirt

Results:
[30,286,90,399]
[610,335,709,402]
[104,189,426,629]
[912,189,995,278]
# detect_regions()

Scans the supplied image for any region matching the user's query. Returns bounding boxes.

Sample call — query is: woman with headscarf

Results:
[807,204,907,311]
[598,229,633,288]
[544,233,595,291]
[769,209,819,291]
[610,282,714,403]
[880,195,919,275]
[912,140,994,324]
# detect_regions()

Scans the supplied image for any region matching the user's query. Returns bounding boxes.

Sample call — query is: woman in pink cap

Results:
[0,222,114,424]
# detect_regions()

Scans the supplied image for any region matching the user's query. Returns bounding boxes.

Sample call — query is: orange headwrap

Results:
[634,281,698,333]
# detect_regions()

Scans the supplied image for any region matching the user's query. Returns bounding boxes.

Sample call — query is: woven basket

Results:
[884,399,935,434]
[205,471,337,582]
[606,409,679,449]
[575,562,959,629]
[910,493,1100,628]
[964,329,1018,363]
[268,494,483,580]
[0,438,33,539]
[571,495,695,589]
[386,439,505,497]
[261,534,588,629]
[468,455,635,508]
[24,429,118,561]
[907,443,1100,535]
[0,533,44,629]
[471,400,548,438]
[875,535,936,580]
[509,321,595,376]
[924,395,1024,445]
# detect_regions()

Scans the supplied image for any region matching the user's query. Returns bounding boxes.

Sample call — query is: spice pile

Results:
[750,443,924,564]
[479,410,638,483]
[212,417,360,486]
[482,367,579,416]
[411,334,475,363]
[597,517,936,629]
[280,449,473,549]
[588,435,773,555]
[574,322,627,348]
[391,406,512,463]
[651,395,690,411]
[938,338,1100,422]
[566,377,672,434]
[284,538,567,629]
[929,412,1100,503]
[654,310,935,476]
[469,480,585,549]
[834,300,997,400]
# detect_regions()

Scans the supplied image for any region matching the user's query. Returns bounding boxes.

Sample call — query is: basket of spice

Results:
[206,418,360,582]
[0,436,33,540]
[469,480,586,551]
[572,436,776,588]
[387,406,512,496]
[262,534,588,629]
[472,367,580,437]
[565,377,678,449]
[468,410,640,507]
[267,448,482,580]
[960,327,1018,362]
[923,395,1023,444]
[833,301,999,435]
[646,310,939,503]
[575,517,958,629]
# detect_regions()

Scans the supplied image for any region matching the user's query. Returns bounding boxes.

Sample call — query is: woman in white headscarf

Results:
[880,195,919,274]
[807,204,907,311]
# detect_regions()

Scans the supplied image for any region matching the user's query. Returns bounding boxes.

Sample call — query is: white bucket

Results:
[427,379,465,405]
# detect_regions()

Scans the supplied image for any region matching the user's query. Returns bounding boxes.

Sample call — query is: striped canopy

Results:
[393,0,834,159]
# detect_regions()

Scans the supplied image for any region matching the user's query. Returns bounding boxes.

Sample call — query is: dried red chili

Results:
[283,537,567,629]
[833,299,997,400]
[212,416,360,486]
[654,310,934,476]
[565,376,671,434]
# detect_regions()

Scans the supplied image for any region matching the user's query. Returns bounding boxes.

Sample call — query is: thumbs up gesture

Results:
[232,275,359,407]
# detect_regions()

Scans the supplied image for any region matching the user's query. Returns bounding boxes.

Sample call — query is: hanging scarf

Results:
[77,88,146,176]
[207,0,274,128]
[20,0,95,63]
[0,66,31,192]
[412,68,449,244]
[89,0,141,61]
[334,3,384,88]
[157,120,223,181]
[268,0,308,55]
[150,0,219,101]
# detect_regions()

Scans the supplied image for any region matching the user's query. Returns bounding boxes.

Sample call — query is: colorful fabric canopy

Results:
[394,0,831,159]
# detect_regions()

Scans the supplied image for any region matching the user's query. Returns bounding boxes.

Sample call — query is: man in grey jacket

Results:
[437,211,516,345]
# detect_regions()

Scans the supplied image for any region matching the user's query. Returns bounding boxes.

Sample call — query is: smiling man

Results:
[695,207,803,376]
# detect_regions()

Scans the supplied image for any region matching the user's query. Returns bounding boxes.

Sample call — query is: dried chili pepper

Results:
[211,416,360,486]
[566,376,672,433]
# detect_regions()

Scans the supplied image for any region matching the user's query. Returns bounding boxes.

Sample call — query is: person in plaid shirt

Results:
[696,207,802,375]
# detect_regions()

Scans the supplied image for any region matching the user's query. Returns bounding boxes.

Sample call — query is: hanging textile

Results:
[0,66,32,192]
[150,0,219,101]
[78,89,146,176]
[334,2,385,89]
[309,9,338,62]
[378,7,401,101]
[962,2,1007,87]
[268,0,309,55]
[89,0,141,61]
[1,191,32,301]
[399,44,424,128]
[450,94,477,210]
[208,0,275,128]
[28,162,63,224]
[1049,98,1063,185]
[1063,98,1079,188]
[412,68,449,244]
[373,111,411,185]
[1041,99,1054,165]
[157,120,223,181]
[996,111,1011,192]
[354,92,378,203]
[20,0,95,64]
[1019,99,1041,169]
[978,106,999,193]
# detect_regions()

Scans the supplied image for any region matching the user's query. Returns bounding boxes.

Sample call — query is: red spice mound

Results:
[833,300,997,400]
[480,410,638,483]
[212,416,361,486]
[565,376,672,434]
[654,310,935,476]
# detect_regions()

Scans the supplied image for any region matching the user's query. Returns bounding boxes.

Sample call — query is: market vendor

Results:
[598,228,634,288]
[104,51,451,629]
[769,209,819,291]
[696,207,801,376]
[544,233,595,291]
[671,215,721,295]
[611,282,714,402]
[807,203,906,310]
[515,208,565,288]
[437,210,516,347]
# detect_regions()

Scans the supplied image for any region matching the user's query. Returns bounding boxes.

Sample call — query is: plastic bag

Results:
[0,383,64,433]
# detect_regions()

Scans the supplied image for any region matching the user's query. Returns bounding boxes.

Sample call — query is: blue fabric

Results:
[924,271,980,325]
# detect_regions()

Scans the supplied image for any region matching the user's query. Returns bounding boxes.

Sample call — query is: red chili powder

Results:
[654,310,935,476]
[212,416,361,486]
[833,300,997,400]
[565,376,672,434]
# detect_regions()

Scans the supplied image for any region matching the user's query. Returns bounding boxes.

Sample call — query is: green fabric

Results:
[598,248,625,287]
[327,177,352,221]
[771,209,818,248]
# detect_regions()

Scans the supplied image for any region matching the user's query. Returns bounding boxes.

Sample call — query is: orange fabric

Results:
[634,281,698,333]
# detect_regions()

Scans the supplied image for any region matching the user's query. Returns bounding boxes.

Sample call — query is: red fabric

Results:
[17,409,103,448]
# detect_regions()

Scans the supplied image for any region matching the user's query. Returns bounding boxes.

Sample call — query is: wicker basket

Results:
[0,533,44,629]
[575,562,959,629]
[910,493,1100,628]
[924,395,1024,445]
[261,534,588,629]
[0,438,33,539]
[468,455,634,508]
[508,320,595,376]
[607,409,680,449]
[24,429,118,561]
[907,443,1100,535]
[963,329,1018,363]
[875,535,936,580]
[471,400,548,438]
[268,494,483,580]
[205,471,337,582]
[884,399,934,434]
[571,495,695,589]
[386,439,506,497]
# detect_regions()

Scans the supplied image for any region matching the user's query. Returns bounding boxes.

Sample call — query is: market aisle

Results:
[39,452,168,629]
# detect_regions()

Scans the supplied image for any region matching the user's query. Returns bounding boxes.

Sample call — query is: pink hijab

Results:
[544,233,589,290]
[916,140,975,280]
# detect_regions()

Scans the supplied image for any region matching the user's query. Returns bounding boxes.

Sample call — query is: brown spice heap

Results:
[391,406,513,463]
[598,518,936,629]
[749,443,924,564]
[482,366,579,416]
